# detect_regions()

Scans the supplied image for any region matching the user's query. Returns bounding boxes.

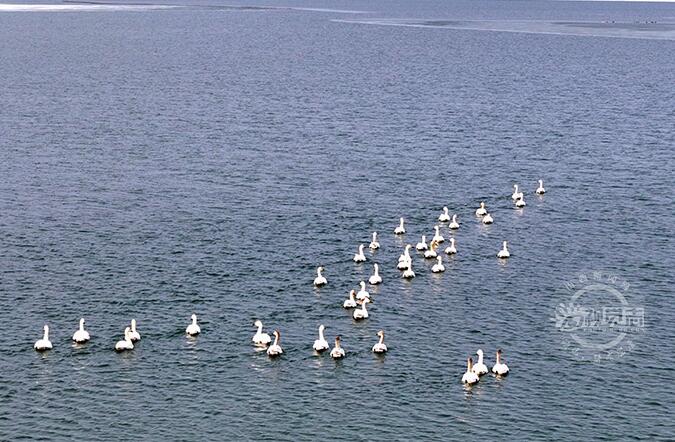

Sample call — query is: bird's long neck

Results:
[125,330,131,343]
[335,339,341,349]
[399,218,404,228]
[273,334,279,346]
[362,302,368,313]
[374,264,379,276]
[257,323,263,334]
[43,327,49,340]
[477,353,484,364]
[444,207,449,215]
[131,321,136,332]
[350,291,355,301]
[372,232,377,241]
[378,334,384,345]
[435,226,439,234]
[79,320,85,331]
[192,316,197,325]
[319,328,325,341]
[496,353,501,364]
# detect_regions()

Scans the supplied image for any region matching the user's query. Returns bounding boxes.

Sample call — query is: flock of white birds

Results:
[32,180,546,384]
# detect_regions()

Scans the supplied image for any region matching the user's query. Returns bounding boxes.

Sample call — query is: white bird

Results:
[115,327,134,352]
[492,349,510,376]
[473,349,488,376]
[462,357,480,385]
[313,325,329,352]
[512,184,523,201]
[402,262,415,279]
[356,281,370,301]
[266,330,283,357]
[449,214,460,230]
[475,201,487,217]
[330,335,345,359]
[186,314,201,336]
[432,225,445,243]
[372,330,388,353]
[353,244,366,263]
[424,240,438,259]
[394,217,406,235]
[482,213,494,224]
[444,237,457,255]
[368,263,382,285]
[129,319,141,342]
[515,197,526,208]
[497,241,510,259]
[34,324,53,351]
[252,320,272,346]
[369,232,380,250]
[536,179,546,194]
[438,206,450,222]
[353,298,370,320]
[398,244,412,263]
[431,256,445,273]
[313,266,327,286]
[416,235,428,251]
[343,290,357,308]
[72,318,90,344]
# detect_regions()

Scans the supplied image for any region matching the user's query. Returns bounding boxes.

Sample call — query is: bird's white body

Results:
[34,325,53,351]
[330,336,345,359]
[444,238,457,255]
[536,179,546,194]
[497,241,510,258]
[402,263,415,279]
[515,197,526,208]
[394,217,406,235]
[252,320,272,346]
[267,331,283,357]
[416,235,428,251]
[431,256,445,273]
[462,358,480,385]
[368,263,382,285]
[313,266,327,286]
[372,331,387,353]
[343,290,357,308]
[432,225,445,243]
[369,232,380,250]
[398,244,412,263]
[356,281,370,301]
[475,202,487,217]
[353,299,370,320]
[186,314,201,336]
[353,244,366,263]
[115,327,134,351]
[424,245,438,259]
[482,213,494,224]
[129,319,141,342]
[472,349,488,376]
[449,215,460,230]
[438,207,450,222]
[313,325,329,352]
[512,184,523,201]
[492,350,510,375]
[72,318,90,343]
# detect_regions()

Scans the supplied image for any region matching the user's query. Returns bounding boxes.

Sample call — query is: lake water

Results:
[0,0,674,440]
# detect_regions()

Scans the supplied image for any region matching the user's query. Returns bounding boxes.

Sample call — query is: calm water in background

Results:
[0,0,674,439]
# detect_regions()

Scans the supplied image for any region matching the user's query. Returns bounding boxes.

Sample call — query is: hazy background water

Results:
[0,0,674,440]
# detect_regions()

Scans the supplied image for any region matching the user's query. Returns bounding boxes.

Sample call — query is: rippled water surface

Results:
[1,0,674,440]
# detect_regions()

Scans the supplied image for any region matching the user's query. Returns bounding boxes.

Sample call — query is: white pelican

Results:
[449,215,460,230]
[34,325,52,351]
[515,197,526,208]
[444,237,457,255]
[115,327,134,352]
[330,335,345,359]
[482,213,494,224]
[72,318,90,343]
[473,349,488,376]
[536,179,546,194]
[462,357,479,385]
[356,281,370,301]
[129,319,141,342]
[438,207,450,222]
[394,217,406,235]
[512,184,523,201]
[252,320,272,346]
[432,225,445,243]
[353,298,370,320]
[313,266,327,286]
[186,314,201,336]
[424,240,438,258]
[431,256,445,273]
[372,330,388,353]
[368,263,382,285]
[416,235,428,251]
[475,201,487,217]
[497,241,510,259]
[313,325,329,352]
[369,232,380,250]
[353,244,366,263]
[266,330,283,357]
[343,290,357,308]
[402,262,415,279]
[492,349,510,375]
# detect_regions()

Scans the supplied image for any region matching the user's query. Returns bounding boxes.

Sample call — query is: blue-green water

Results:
[0,0,673,440]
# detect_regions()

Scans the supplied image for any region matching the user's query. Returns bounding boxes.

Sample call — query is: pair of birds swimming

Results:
[462,349,510,385]
[252,321,387,358]
[34,316,201,352]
